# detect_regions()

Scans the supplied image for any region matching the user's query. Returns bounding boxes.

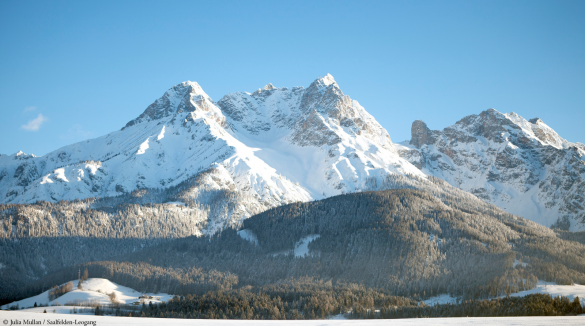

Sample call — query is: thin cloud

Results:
[60,124,94,142]
[21,113,48,131]
[23,106,37,113]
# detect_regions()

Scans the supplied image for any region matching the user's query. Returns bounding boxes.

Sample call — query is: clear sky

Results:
[1,0,583,156]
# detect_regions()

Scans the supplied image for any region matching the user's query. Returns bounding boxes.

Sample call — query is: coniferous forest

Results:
[2,183,585,318]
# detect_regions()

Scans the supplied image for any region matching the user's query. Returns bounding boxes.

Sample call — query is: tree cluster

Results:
[48,282,73,301]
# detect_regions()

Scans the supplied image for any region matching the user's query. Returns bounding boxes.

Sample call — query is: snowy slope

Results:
[1,278,172,309]
[0,75,424,234]
[398,109,585,230]
[217,74,424,199]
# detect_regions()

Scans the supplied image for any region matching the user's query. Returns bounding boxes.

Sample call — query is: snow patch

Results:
[294,234,320,257]
[40,174,53,184]
[54,168,69,182]
[157,126,166,141]
[423,294,458,306]
[237,229,258,246]
[136,138,150,155]
[513,259,528,268]
[164,201,185,207]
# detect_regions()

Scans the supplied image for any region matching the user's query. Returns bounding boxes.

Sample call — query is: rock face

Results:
[0,75,423,233]
[398,109,585,230]
[410,120,432,148]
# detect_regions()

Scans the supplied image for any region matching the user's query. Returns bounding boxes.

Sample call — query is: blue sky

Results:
[1,0,583,156]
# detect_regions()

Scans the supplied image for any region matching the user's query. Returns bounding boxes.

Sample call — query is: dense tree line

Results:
[32,261,239,297]
[90,286,583,320]
[129,278,419,320]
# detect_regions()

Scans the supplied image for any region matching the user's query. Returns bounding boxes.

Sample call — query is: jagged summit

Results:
[124,80,215,129]
[314,73,336,87]
[12,151,35,159]
[262,83,276,91]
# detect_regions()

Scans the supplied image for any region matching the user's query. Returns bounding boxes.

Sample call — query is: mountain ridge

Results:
[0,75,423,234]
[398,108,585,230]
[0,76,583,231]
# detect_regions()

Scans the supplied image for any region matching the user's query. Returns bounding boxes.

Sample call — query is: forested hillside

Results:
[8,188,585,310]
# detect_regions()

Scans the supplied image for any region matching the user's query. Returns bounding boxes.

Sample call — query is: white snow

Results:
[40,174,53,184]
[423,294,458,306]
[507,281,585,304]
[165,201,186,207]
[271,234,320,257]
[157,126,166,141]
[1,310,584,325]
[237,229,258,246]
[513,259,528,268]
[1,278,173,310]
[53,168,69,182]
[293,234,320,257]
[136,138,150,155]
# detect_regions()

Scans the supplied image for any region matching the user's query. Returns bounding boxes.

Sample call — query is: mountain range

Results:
[0,75,583,231]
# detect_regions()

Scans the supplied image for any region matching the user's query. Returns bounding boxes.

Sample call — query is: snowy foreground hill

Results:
[0,74,583,233]
[0,278,172,310]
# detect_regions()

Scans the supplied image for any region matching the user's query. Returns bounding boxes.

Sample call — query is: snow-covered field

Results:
[0,278,173,310]
[509,281,585,303]
[1,310,584,326]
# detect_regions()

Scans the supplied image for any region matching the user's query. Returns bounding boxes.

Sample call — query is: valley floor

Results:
[1,310,585,326]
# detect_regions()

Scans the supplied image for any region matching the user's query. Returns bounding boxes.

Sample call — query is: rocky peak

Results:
[299,75,346,117]
[263,83,276,91]
[124,81,215,129]
[306,74,339,95]
[526,116,566,149]
[452,109,515,143]
[529,117,543,124]
[12,151,36,160]
[410,120,432,148]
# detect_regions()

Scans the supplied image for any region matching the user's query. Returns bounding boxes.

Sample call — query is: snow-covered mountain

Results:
[397,109,585,230]
[0,75,422,231]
